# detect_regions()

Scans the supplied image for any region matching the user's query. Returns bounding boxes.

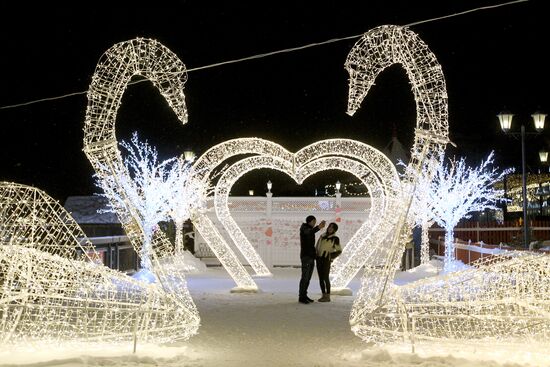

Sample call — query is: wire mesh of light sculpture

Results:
[85,40,263,292]
[351,251,550,345]
[428,151,511,272]
[344,24,450,341]
[0,182,96,259]
[83,37,200,341]
[0,182,200,345]
[344,24,450,292]
[345,25,550,349]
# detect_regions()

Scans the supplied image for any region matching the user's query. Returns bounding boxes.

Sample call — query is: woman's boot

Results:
[319,293,330,302]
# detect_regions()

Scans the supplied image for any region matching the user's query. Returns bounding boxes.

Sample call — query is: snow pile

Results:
[393,259,442,285]
[130,251,206,283]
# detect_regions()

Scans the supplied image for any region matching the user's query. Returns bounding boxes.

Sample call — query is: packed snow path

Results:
[180,267,366,366]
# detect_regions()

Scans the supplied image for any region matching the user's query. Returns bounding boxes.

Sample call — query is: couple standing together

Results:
[298,215,342,304]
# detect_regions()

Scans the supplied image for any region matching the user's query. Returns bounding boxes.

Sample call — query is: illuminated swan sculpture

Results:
[347,25,550,346]
[83,38,203,341]
[0,182,197,344]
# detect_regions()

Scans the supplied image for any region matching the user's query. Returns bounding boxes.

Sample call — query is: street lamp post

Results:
[537,150,548,216]
[498,110,547,248]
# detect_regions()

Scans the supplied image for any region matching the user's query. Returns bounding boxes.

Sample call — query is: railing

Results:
[429,236,550,265]
[428,220,550,245]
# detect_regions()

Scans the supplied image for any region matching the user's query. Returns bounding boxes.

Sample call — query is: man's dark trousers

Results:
[299,256,315,298]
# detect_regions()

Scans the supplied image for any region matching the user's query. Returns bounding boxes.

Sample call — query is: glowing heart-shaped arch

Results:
[213,153,388,276]
[205,138,400,285]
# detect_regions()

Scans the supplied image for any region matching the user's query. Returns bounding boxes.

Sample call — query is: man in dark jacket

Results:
[299,215,325,304]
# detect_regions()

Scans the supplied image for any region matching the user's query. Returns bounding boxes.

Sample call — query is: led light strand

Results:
[346,24,449,342]
[346,25,549,349]
[0,182,199,345]
[83,37,201,342]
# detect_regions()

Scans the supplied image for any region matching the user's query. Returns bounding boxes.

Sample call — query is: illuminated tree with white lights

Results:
[429,151,509,271]
[96,132,182,269]
[168,157,211,254]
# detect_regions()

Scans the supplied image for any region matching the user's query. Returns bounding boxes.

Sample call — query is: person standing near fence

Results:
[315,222,341,302]
[299,215,325,304]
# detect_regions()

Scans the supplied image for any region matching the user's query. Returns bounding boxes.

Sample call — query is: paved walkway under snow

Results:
[176,266,366,366]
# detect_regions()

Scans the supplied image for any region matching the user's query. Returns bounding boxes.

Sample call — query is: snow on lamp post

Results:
[266,180,273,215]
[498,110,547,248]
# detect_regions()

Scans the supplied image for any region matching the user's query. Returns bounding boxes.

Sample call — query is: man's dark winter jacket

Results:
[300,222,320,259]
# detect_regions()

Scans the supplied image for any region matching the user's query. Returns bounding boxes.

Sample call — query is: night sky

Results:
[0,1,548,202]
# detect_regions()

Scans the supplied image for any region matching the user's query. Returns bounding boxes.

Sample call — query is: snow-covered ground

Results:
[1,261,548,367]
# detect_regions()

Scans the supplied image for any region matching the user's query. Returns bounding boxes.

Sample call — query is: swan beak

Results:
[345,67,368,117]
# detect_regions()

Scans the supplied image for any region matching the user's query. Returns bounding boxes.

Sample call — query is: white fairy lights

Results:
[345,25,550,349]
[428,151,510,271]
[83,38,200,342]
[96,132,187,269]
[0,182,200,345]
[194,137,401,288]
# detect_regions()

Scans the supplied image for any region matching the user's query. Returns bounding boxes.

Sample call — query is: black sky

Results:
[0,1,548,201]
